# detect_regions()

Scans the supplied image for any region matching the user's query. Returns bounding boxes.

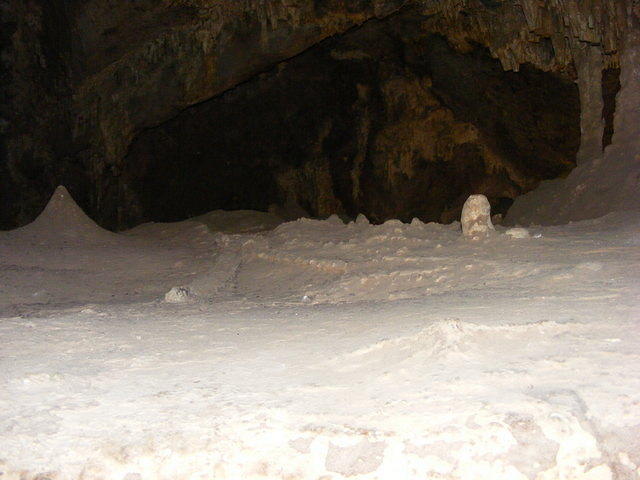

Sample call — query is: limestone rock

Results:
[505,227,531,239]
[164,286,196,304]
[355,214,370,225]
[461,195,494,237]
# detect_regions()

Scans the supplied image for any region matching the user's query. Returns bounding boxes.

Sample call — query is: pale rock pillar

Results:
[461,194,494,237]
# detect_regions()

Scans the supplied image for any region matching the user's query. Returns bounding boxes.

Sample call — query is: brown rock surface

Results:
[1,0,635,228]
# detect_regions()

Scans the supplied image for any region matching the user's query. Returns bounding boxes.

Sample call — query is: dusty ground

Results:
[1,188,639,479]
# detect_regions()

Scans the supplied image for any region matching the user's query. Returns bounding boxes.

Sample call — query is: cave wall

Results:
[2,0,411,229]
[0,0,637,229]
[506,13,640,225]
[123,22,580,228]
[66,0,412,227]
[0,0,74,227]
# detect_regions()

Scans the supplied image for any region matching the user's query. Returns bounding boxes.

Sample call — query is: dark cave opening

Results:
[0,8,582,232]
[118,18,580,230]
[602,67,621,150]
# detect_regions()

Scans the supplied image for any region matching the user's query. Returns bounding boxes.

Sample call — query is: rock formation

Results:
[122,26,579,228]
[506,16,640,225]
[8,185,118,244]
[461,194,494,237]
[1,0,638,229]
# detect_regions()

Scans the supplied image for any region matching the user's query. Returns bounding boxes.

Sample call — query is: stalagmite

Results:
[461,194,494,237]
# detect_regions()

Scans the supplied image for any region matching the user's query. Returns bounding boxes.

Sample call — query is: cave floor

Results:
[1,191,639,480]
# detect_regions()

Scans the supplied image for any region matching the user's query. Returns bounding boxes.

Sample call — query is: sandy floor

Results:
[1,188,639,480]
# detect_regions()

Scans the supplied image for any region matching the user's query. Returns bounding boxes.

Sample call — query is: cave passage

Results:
[120,16,581,229]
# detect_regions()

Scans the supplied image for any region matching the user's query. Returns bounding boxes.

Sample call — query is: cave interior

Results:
[5,2,627,231]
[120,19,582,229]
[2,2,640,478]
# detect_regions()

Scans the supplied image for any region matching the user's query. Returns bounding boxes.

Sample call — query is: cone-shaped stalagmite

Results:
[12,186,118,244]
